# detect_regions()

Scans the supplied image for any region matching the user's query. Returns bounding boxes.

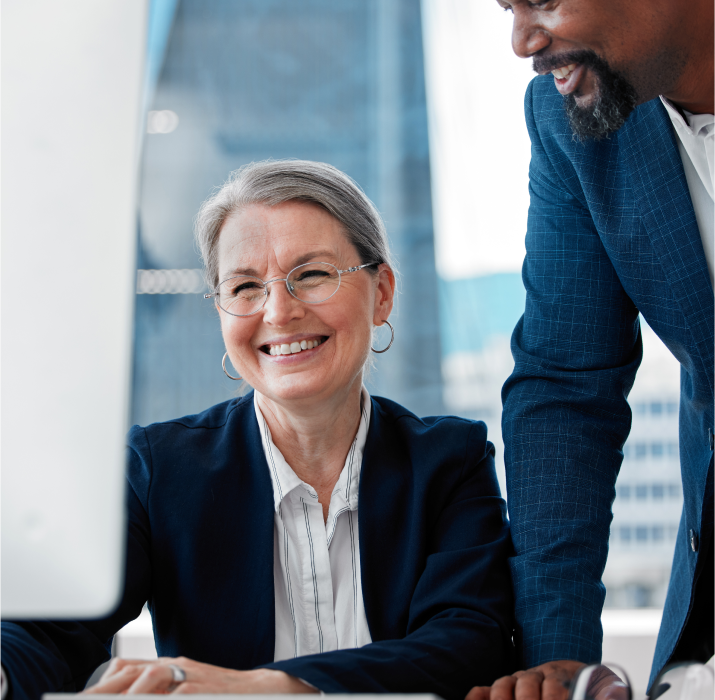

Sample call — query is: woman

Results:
[1,160,513,698]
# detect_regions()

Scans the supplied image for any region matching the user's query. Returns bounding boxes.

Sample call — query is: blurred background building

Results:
[133,0,443,426]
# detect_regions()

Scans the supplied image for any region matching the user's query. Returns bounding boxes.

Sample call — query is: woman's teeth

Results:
[551,63,577,79]
[268,338,324,356]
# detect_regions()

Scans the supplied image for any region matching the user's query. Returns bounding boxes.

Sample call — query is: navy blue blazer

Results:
[503,75,713,683]
[2,393,514,700]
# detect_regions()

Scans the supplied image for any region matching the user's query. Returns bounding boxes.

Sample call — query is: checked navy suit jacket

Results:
[1,393,514,700]
[502,75,714,685]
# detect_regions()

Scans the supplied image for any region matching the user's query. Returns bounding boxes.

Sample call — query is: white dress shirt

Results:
[660,96,714,289]
[254,390,373,662]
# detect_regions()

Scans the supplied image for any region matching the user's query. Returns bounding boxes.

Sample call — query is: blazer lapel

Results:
[619,99,714,387]
[220,394,277,667]
[358,398,422,642]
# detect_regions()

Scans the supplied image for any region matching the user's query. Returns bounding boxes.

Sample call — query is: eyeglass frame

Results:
[204,261,378,317]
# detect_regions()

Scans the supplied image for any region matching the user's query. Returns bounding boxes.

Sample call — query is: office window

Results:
[651,442,664,457]
[668,442,679,457]
[635,484,648,500]
[650,401,663,415]
[635,526,648,542]
[652,526,664,542]
[666,401,678,414]
[620,526,632,543]
[619,484,631,500]
[652,483,664,500]
[634,402,647,416]
[635,443,647,459]
[669,483,681,499]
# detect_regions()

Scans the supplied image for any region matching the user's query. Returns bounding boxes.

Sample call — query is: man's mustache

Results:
[532,49,602,75]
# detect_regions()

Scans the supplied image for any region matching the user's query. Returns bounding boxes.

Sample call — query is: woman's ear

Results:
[372,264,396,326]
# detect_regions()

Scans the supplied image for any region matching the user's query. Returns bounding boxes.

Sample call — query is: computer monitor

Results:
[1,0,147,618]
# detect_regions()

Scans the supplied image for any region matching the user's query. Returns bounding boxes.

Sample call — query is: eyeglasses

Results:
[204,261,376,317]
[569,662,713,700]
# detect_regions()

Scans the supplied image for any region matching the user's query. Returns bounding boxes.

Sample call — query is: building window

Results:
[635,443,647,459]
[635,526,648,542]
[652,483,664,500]
[666,401,678,414]
[619,484,631,500]
[650,401,663,415]
[668,483,681,499]
[668,442,678,457]
[651,442,664,457]
[620,526,632,542]
[652,525,664,541]
[635,484,648,500]
[634,402,647,416]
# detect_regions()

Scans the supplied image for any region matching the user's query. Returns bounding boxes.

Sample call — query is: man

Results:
[469,1,713,698]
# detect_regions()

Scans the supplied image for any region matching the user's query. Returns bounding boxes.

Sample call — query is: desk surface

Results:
[46,695,445,700]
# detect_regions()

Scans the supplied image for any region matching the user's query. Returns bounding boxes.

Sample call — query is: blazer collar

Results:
[619,98,713,382]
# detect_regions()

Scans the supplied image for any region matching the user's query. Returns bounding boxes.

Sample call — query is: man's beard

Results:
[533,50,638,141]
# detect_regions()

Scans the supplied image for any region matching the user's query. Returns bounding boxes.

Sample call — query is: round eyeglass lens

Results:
[569,664,631,700]
[218,275,266,316]
[286,262,340,303]
[650,663,714,700]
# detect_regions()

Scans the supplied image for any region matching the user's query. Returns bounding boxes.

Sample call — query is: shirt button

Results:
[690,529,699,552]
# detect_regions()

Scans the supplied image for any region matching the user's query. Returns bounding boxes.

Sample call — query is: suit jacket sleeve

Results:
[502,78,643,667]
[0,441,153,700]
[265,421,514,700]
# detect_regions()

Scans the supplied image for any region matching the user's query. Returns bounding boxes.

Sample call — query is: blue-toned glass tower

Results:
[133,0,443,425]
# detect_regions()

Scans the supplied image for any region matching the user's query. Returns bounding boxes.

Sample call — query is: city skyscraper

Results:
[133,0,443,426]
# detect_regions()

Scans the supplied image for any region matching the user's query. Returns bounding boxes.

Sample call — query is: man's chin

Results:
[563,81,636,141]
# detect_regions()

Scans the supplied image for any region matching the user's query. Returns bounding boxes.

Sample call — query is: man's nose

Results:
[261,280,304,325]
[511,8,550,59]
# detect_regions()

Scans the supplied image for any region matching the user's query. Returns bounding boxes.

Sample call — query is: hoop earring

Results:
[371,320,394,354]
[222,352,242,380]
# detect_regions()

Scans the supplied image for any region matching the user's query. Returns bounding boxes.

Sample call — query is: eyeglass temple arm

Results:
[340,263,379,274]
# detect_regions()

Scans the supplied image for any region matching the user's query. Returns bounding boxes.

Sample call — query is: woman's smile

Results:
[260,335,329,357]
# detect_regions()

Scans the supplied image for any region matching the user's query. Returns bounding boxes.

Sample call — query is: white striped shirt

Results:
[254,389,373,662]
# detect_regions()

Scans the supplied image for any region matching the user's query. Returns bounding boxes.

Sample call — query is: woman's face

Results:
[216,200,394,406]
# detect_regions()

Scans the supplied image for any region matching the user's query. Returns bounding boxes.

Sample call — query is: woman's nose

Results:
[511,7,550,59]
[261,280,304,325]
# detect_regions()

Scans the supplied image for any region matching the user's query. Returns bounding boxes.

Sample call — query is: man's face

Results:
[496,0,688,140]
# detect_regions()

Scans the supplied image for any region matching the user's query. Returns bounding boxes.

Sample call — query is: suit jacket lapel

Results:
[619,99,714,387]
[226,394,277,667]
[359,398,421,642]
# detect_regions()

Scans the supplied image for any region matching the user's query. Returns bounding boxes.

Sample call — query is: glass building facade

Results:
[133,0,444,426]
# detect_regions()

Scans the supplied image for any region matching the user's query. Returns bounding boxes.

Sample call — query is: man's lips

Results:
[551,63,585,96]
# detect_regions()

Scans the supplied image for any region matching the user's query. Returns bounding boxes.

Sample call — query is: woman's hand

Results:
[82,657,318,695]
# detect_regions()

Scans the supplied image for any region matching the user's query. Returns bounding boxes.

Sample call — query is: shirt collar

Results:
[254,387,372,513]
[660,96,714,138]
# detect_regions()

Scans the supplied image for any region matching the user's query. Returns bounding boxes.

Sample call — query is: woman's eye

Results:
[296,270,329,281]
[233,282,261,295]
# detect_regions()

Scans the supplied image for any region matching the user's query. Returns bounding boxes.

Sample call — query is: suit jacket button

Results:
[690,529,699,552]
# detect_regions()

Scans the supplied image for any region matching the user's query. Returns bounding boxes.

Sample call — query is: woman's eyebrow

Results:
[224,251,337,279]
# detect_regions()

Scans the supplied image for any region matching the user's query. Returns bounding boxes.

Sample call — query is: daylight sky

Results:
[422,0,536,279]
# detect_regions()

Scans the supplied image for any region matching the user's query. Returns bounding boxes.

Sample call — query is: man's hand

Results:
[466,661,587,700]
[466,661,630,700]
[82,657,317,695]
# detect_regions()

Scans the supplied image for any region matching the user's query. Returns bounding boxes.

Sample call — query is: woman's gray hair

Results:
[194,159,394,290]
